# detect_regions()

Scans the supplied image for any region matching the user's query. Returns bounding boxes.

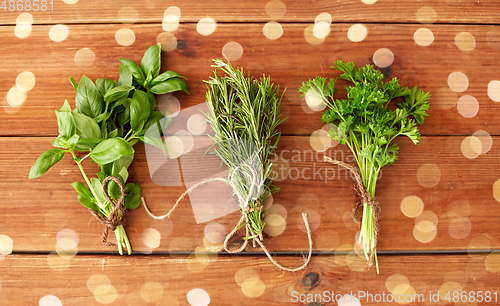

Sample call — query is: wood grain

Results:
[1,23,500,137]
[1,254,499,305]
[2,136,498,253]
[0,0,499,24]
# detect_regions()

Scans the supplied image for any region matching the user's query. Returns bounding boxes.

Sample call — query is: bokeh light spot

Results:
[187,114,207,135]
[448,217,472,239]
[164,6,181,18]
[162,15,180,32]
[416,7,437,24]
[447,72,468,93]
[7,86,27,107]
[488,80,500,102]
[74,48,96,67]
[187,288,210,306]
[265,0,286,19]
[222,42,244,61]
[118,7,139,24]
[416,164,441,188]
[156,32,177,51]
[400,195,424,218]
[39,295,63,306]
[348,24,368,42]
[142,228,161,249]
[115,28,136,46]
[49,25,69,42]
[140,282,163,303]
[263,21,283,40]
[413,28,434,46]
[373,48,394,68]
[197,18,217,36]
[455,32,476,51]
[304,25,324,45]
[461,136,482,159]
[457,95,479,118]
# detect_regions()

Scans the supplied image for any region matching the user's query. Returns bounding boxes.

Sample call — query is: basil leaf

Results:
[140,43,161,79]
[75,138,102,151]
[152,71,187,85]
[119,58,145,85]
[71,181,93,198]
[144,71,153,89]
[29,149,66,179]
[69,76,78,92]
[89,138,134,165]
[91,178,106,205]
[96,171,107,182]
[72,111,101,139]
[118,167,129,183]
[117,98,131,128]
[143,111,164,135]
[96,78,117,96]
[104,85,134,102]
[139,134,169,152]
[75,76,104,118]
[130,90,150,131]
[107,175,124,200]
[78,195,99,210]
[150,78,189,95]
[108,129,118,139]
[124,182,142,210]
[129,138,139,146]
[147,91,156,114]
[118,64,133,87]
[55,100,76,138]
[67,134,80,148]
[51,135,69,149]
[112,154,134,174]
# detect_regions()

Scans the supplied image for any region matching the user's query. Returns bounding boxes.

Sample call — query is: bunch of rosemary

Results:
[204,59,286,244]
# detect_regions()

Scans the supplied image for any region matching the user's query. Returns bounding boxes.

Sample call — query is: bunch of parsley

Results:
[29,44,187,255]
[299,60,430,272]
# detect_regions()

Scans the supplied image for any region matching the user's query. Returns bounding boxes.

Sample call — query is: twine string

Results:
[143,163,313,272]
[89,176,127,247]
[323,155,380,266]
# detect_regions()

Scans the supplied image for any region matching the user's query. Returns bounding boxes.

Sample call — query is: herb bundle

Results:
[299,60,430,272]
[204,59,286,247]
[29,44,187,255]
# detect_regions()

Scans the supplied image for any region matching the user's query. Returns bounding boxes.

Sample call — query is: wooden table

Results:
[1,0,500,305]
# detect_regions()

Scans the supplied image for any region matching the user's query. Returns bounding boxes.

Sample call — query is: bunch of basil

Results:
[29,44,188,255]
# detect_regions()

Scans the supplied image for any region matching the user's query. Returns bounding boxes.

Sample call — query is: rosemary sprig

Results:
[203,58,286,241]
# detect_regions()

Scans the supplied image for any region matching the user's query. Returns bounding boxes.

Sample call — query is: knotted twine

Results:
[88,176,127,247]
[142,165,313,272]
[323,155,381,267]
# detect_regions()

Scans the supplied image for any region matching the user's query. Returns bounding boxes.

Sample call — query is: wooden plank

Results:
[1,253,499,305]
[2,136,499,253]
[2,23,500,137]
[0,0,499,25]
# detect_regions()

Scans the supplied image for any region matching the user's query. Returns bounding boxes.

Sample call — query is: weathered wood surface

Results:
[0,0,499,25]
[1,1,499,304]
[1,254,499,305]
[1,23,499,137]
[2,136,497,253]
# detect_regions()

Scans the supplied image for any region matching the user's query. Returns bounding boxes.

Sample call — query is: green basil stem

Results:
[69,149,131,255]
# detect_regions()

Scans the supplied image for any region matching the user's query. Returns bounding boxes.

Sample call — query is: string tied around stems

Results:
[88,176,127,247]
[323,155,380,268]
[142,164,313,272]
